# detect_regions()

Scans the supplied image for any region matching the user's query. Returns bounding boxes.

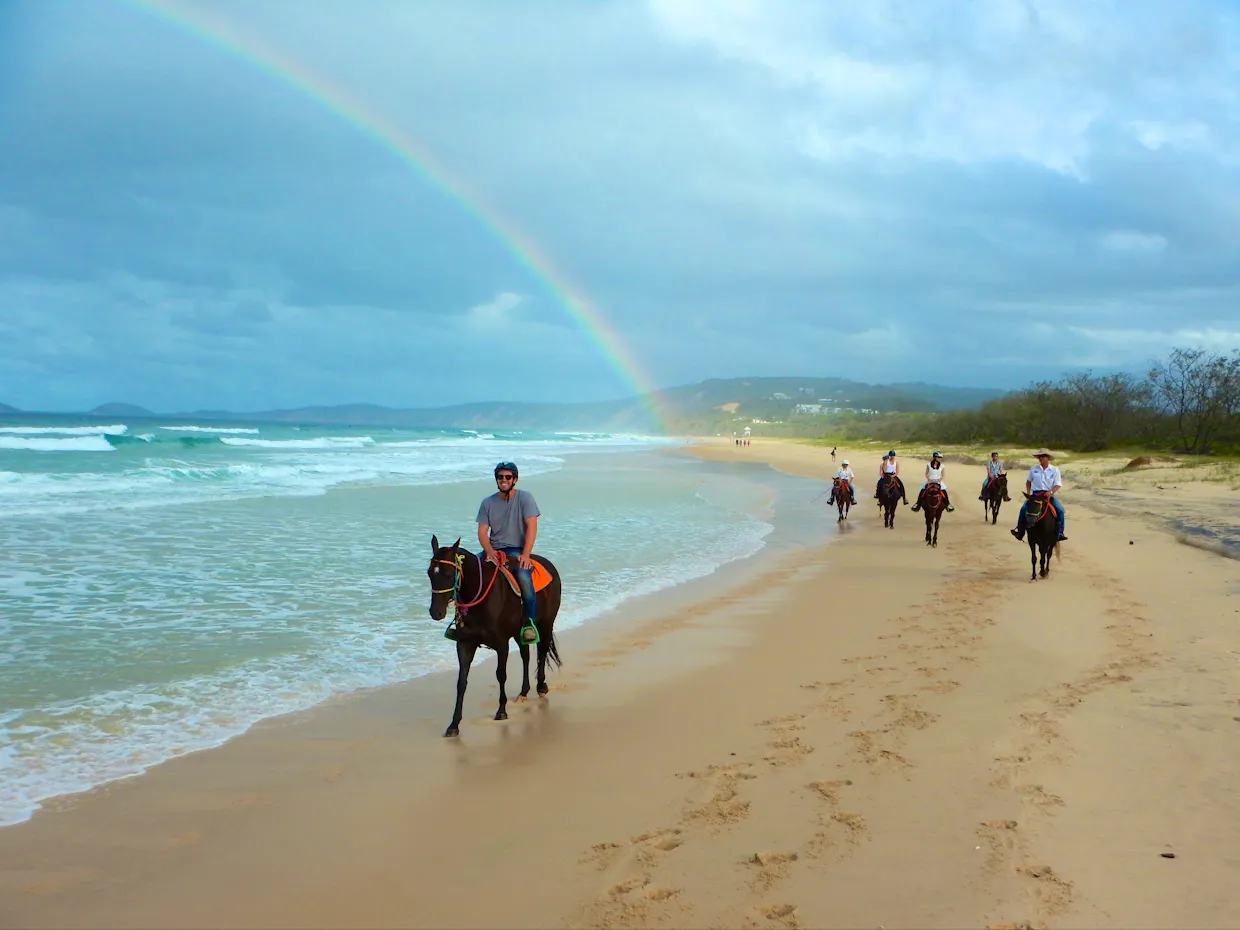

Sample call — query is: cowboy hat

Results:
[1033,447,1054,458]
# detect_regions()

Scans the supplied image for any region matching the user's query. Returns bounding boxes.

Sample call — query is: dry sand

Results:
[2,438,1239,930]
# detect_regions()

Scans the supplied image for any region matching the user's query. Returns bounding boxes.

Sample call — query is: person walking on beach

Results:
[477,461,541,635]
[1011,448,1067,542]
[979,452,1012,501]
[831,447,837,461]
[874,450,908,504]
[912,450,955,512]
[828,459,857,506]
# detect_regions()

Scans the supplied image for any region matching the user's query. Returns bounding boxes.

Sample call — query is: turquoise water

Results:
[0,418,829,826]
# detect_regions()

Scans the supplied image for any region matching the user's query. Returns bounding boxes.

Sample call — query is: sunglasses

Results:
[495,474,515,481]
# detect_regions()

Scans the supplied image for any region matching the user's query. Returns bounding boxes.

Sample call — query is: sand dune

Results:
[1,439,1237,929]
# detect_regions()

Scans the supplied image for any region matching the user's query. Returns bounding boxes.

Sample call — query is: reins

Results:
[431,551,502,613]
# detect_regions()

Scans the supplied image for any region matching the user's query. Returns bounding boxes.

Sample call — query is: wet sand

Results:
[2,439,1238,929]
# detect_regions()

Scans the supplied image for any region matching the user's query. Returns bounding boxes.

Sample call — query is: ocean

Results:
[0,417,831,826]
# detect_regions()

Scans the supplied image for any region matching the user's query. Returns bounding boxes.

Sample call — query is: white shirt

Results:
[925,463,945,483]
[1027,463,1061,493]
[835,467,854,481]
[884,460,898,474]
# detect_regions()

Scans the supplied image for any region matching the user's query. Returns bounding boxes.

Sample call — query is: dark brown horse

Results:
[1022,492,1061,580]
[982,473,1009,525]
[831,477,852,522]
[427,535,562,737]
[920,482,948,546]
[878,474,903,529]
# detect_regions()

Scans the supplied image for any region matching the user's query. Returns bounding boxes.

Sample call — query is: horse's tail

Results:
[544,631,563,669]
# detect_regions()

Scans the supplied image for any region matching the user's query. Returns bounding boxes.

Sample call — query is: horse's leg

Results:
[445,640,478,737]
[932,510,941,547]
[515,642,532,702]
[493,645,510,720]
[536,641,549,696]
[1028,539,1037,581]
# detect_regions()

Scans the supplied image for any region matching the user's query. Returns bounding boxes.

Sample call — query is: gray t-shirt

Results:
[476,489,541,550]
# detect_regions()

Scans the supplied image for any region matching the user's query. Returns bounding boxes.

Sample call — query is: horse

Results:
[982,473,1008,525]
[427,535,562,737]
[878,474,902,529]
[1022,492,1061,581]
[832,477,852,522]
[919,482,948,547]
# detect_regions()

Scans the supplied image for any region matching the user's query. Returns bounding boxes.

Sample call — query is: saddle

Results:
[493,555,553,597]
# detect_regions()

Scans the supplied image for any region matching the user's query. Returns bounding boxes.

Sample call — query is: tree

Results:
[1148,348,1240,453]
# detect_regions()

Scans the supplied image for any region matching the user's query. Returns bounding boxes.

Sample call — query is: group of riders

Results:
[827,448,1068,541]
[463,449,1068,639]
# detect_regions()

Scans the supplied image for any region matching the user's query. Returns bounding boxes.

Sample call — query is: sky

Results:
[1,0,1239,413]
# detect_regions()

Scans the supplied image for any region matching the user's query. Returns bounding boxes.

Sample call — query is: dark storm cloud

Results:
[1,0,1238,410]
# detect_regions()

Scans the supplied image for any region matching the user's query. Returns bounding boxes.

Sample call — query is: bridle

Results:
[430,550,500,612]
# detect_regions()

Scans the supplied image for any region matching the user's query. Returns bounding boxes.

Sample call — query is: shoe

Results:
[1004,497,1012,502]
[850,499,858,505]
[1058,534,1068,541]
[978,495,985,501]
[911,504,920,512]
[947,505,955,512]
[1010,529,1024,540]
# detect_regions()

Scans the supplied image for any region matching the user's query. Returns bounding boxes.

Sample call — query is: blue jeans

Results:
[1016,497,1065,537]
[500,546,537,622]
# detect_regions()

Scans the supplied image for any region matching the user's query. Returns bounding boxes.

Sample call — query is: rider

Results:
[476,461,541,638]
[979,452,1012,501]
[874,450,909,505]
[828,459,857,505]
[911,450,955,512]
[1011,448,1067,542]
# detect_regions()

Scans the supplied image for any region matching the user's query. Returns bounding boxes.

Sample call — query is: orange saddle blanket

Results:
[497,557,553,596]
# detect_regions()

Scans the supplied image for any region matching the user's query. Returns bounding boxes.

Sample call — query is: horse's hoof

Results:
[444,726,460,737]
[495,710,508,721]
[515,695,528,704]
[537,687,549,697]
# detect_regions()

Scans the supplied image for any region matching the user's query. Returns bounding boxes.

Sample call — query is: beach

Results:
[2,438,1239,929]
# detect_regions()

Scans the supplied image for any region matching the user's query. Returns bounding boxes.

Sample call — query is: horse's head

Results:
[427,534,463,621]
[1023,492,1049,525]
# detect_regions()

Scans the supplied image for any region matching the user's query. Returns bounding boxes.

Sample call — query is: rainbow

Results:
[124,0,667,430]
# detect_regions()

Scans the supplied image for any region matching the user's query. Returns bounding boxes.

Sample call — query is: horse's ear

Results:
[431,534,440,553]
[1022,492,1031,499]
[452,537,461,550]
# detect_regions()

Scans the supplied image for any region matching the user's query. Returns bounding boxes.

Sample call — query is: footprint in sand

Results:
[747,851,800,892]
[749,903,800,928]
[1015,862,1075,915]
[807,811,868,863]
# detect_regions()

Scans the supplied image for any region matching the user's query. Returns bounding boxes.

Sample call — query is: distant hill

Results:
[89,403,156,417]
[0,402,21,414]
[174,377,1003,434]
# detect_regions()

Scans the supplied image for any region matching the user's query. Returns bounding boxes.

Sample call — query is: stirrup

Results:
[443,620,459,641]
[519,620,540,644]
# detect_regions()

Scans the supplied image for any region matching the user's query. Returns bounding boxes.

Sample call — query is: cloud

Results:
[1099,231,1169,252]
[1,0,1239,409]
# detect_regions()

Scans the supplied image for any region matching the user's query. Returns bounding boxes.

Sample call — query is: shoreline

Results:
[2,440,1238,929]
[0,445,829,831]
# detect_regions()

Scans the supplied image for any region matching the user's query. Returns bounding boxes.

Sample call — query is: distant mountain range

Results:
[1,377,1004,434]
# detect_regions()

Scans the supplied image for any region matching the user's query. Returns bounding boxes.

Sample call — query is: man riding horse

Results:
[828,459,857,506]
[477,460,541,643]
[1010,448,1068,542]
[911,451,955,513]
[979,452,1012,502]
[874,450,908,505]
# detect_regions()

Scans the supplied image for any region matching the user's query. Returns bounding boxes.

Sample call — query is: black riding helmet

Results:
[494,461,518,479]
